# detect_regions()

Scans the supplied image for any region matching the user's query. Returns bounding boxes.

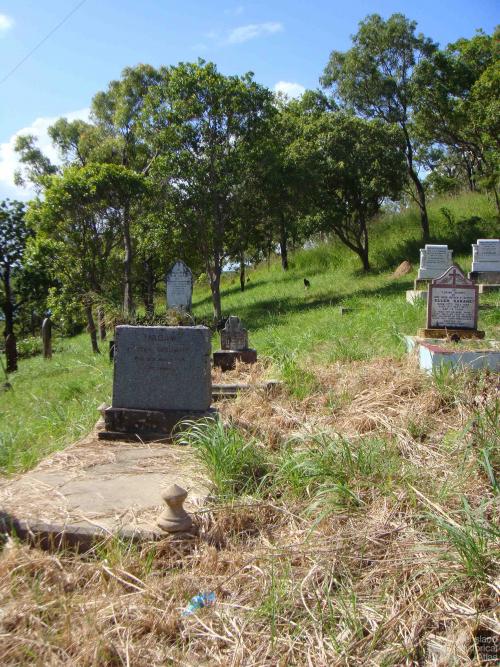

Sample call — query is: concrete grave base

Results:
[213,349,257,372]
[406,289,427,304]
[101,406,217,440]
[468,271,500,285]
[478,284,500,293]
[406,336,500,374]
[414,278,432,290]
[0,426,210,552]
[417,328,485,340]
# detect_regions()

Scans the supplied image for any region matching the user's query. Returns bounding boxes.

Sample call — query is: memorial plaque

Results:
[165,260,193,311]
[112,326,211,411]
[417,244,453,280]
[427,266,478,330]
[220,316,249,351]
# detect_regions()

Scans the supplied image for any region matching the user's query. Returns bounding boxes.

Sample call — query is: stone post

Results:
[157,484,193,533]
[42,317,52,359]
[5,333,17,373]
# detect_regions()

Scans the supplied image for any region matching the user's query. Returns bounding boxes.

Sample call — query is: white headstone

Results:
[427,266,478,330]
[166,260,193,311]
[471,239,500,273]
[417,245,453,280]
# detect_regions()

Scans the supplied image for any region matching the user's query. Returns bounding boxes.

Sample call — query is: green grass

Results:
[0,335,112,472]
[0,191,498,474]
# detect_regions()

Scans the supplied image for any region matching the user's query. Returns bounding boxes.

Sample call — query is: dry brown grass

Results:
[1,359,498,666]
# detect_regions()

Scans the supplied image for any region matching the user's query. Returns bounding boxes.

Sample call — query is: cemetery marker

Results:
[165,260,193,312]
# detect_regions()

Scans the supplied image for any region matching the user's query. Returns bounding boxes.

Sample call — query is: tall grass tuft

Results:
[432,500,499,582]
[274,432,401,509]
[178,418,269,498]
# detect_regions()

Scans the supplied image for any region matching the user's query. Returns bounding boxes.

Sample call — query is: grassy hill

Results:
[0,191,498,473]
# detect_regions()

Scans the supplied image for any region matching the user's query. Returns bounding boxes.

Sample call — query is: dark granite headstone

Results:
[102,325,213,438]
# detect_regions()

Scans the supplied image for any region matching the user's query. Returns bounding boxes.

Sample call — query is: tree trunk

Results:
[122,204,134,317]
[239,253,245,292]
[279,213,289,270]
[143,259,155,316]
[3,266,14,337]
[359,219,370,272]
[209,265,222,321]
[85,305,100,354]
[97,307,106,341]
[403,126,430,243]
[5,333,17,373]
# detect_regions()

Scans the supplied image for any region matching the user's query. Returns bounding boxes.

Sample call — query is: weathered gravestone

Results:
[101,325,213,438]
[165,260,193,312]
[42,316,52,359]
[469,239,500,286]
[415,244,453,288]
[419,265,484,339]
[213,316,257,371]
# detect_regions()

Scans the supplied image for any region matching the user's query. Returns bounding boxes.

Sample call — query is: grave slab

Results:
[0,427,210,548]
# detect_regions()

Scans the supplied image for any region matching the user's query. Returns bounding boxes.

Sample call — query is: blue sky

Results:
[0,0,498,199]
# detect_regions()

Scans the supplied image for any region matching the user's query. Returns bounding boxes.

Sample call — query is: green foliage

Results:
[432,500,499,582]
[178,418,269,498]
[274,433,401,509]
[0,334,111,473]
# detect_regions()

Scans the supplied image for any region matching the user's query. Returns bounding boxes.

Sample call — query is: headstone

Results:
[42,317,52,359]
[418,265,483,339]
[5,333,17,373]
[416,245,453,282]
[165,260,193,312]
[214,316,257,371]
[469,239,500,285]
[102,325,213,438]
[220,316,248,351]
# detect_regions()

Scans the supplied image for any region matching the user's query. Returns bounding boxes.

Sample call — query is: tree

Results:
[294,112,406,270]
[29,164,146,352]
[91,65,162,315]
[0,200,29,337]
[321,13,436,242]
[144,60,274,318]
[414,29,499,210]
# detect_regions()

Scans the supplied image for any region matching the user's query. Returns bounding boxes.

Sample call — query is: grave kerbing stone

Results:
[102,325,214,438]
[415,245,453,288]
[213,316,257,371]
[468,239,500,285]
[418,265,484,339]
[165,260,193,312]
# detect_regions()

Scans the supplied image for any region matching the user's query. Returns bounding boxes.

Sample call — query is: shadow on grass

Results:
[212,279,413,332]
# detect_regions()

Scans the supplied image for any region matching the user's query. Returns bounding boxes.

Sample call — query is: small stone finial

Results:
[157,484,193,533]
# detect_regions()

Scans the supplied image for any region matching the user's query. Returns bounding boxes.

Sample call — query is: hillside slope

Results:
[0,191,498,473]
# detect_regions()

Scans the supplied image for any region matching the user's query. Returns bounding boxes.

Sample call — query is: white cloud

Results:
[0,108,89,201]
[273,81,306,99]
[227,21,283,44]
[0,13,14,33]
